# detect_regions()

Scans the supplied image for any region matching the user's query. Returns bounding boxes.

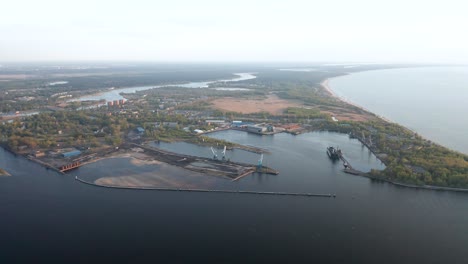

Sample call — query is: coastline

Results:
[321,71,468,153]
[322,74,468,156]
[320,78,468,193]
[321,78,395,124]
[347,171,468,193]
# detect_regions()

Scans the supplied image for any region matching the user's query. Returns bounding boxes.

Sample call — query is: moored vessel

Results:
[327,147,341,160]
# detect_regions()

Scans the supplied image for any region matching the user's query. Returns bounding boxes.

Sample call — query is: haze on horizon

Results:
[1,0,467,64]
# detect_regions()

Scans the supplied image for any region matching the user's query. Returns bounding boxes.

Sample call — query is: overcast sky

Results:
[1,0,467,63]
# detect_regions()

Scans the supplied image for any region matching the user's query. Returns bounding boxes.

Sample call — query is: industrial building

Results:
[246,125,267,133]
[205,119,226,125]
[231,121,252,127]
[246,124,275,134]
[61,150,82,158]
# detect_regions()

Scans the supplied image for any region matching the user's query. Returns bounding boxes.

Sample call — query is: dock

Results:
[133,143,279,179]
[232,145,269,154]
[26,155,65,174]
[342,167,366,176]
[59,161,82,172]
[75,176,336,198]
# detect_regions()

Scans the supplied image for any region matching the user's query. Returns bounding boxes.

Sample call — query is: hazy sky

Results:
[1,0,467,63]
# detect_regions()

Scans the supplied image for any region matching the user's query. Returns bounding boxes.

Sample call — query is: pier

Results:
[340,155,366,176]
[342,167,366,176]
[328,147,367,176]
[132,143,279,179]
[59,161,82,172]
[75,176,336,198]
[26,156,65,174]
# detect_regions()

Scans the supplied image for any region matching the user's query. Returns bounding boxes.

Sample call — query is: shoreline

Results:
[321,75,468,151]
[321,78,395,124]
[320,78,468,193]
[0,167,11,177]
[2,139,468,193]
[348,171,468,193]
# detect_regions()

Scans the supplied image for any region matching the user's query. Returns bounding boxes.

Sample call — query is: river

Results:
[76,72,256,102]
[1,130,468,263]
[329,67,468,154]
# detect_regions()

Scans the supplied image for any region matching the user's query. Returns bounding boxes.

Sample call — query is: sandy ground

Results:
[211,94,302,115]
[91,151,228,189]
[102,152,164,165]
[0,168,11,177]
[94,163,220,189]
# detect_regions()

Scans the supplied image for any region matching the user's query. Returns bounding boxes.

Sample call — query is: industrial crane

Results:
[257,153,263,170]
[221,146,227,160]
[210,147,218,160]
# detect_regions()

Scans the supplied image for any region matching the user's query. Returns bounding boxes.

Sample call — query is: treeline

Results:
[0,111,131,149]
[319,120,468,188]
[283,107,330,119]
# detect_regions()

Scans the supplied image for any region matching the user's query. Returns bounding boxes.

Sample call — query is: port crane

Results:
[221,146,227,160]
[257,153,263,170]
[210,147,218,160]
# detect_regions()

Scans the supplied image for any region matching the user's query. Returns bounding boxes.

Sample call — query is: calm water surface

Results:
[76,72,256,102]
[329,67,468,154]
[1,130,468,263]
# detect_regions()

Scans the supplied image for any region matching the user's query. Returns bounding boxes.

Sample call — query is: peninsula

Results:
[1,64,467,189]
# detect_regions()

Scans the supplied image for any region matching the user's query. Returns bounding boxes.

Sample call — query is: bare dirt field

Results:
[211,94,303,115]
[211,93,374,121]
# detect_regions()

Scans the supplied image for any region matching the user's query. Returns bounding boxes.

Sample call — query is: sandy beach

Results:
[320,78,394,123]
[321,78,369,111]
